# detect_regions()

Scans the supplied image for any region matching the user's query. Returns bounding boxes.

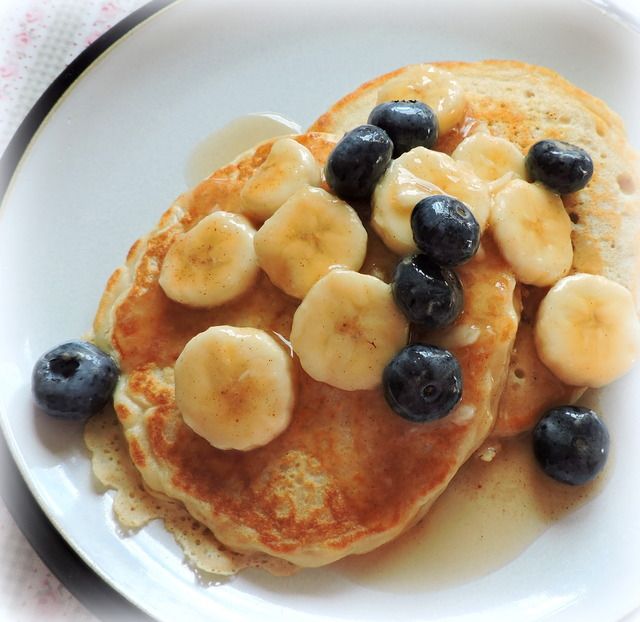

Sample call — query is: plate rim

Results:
[0,2,175,620]
[0,0,177,202]
[0,1,639,621]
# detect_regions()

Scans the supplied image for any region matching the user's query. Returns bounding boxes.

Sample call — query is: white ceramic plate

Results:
[1,0,640,620]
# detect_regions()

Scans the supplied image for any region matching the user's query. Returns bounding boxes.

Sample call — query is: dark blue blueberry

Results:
[325,124,393,200]
[392,254,463,329]
[383,344,463,423]
[367,100,439,157]
[411,195,480,267]
[525,139,594,194]
[533,405,609,486]
[32,341,119,420]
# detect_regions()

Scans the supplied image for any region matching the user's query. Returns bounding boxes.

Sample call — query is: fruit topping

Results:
[175,326,294,451]
[241,137,322,223]
[376,64,466,134]
[491,179,573,287]
[159,211,260,308]
[367,100,439,157]
[525,139,594,194]
[383,344,463,422]
[451,133,526,182]
[533,406,609,485]
[411,194,480,267]
[392,254,463,328]
[534,273,640,387]
[254,186,368,299]
[398,148,489,226]
[325,125,393,200]
[32,341,118,420]
[371,159,440,256]
[290,270,408,391]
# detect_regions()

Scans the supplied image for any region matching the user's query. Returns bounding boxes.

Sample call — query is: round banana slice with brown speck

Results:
[377,64,467,134]
[535,273,640,388]
[254,186,368,299]
[371,160,441,255]
[372,146,491,256]
[452,133,526,182]
[159,211,259,308]
[240,137,321,223]
[175,326,295,451]
[290,270,409,391]
[491,179,573,287]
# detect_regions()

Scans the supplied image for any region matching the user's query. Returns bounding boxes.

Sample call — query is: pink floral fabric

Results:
[1,3,147,618]
[0,0,148,154]
[0,502,97,621]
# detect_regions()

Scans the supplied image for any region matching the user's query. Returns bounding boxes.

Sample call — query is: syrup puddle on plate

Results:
[336,431,609,593]
[184,112,302,187]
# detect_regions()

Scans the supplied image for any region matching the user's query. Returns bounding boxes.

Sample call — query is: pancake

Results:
[84,405,297,576]
[310,60,640,437]
[89,131,519,568]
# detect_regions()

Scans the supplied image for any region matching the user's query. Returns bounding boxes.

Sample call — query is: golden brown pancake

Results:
[310,60,640,437]
[84,406,297,576]
[90,132,519,567]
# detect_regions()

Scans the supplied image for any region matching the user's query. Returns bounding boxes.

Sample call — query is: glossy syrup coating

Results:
[411,195,480,267]
[525,139,594,194]
[532,406,609,485]
[392,254,463,329]
[383,344,463,423]
[367,100,439,157]
[324,124,393,200]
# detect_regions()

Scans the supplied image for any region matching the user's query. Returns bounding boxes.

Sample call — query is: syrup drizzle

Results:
[336,430,608,592]
[182,117,609,590]
[184,113,302,187]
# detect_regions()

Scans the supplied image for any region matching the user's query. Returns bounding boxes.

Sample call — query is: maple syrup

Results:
[184,113,302,187]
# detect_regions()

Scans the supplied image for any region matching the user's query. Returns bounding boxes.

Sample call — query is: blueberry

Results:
[325,124,393,200]
[32,341,119,420]
[367,100,439,157]
[525,139,594,194]
[411,195,480,267]
[383,344,463,423]
[392,254,463,329]
[532,405,609,486]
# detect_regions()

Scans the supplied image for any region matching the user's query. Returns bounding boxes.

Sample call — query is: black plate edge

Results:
[0,0,176,201]
[0,2,176,620]
[0,433,153,622]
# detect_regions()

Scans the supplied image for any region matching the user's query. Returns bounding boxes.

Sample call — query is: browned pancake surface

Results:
[310,60,640,436]
[93,132,519,566]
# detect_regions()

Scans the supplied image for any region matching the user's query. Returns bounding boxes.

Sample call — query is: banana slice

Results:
[535,274,640,387]
[399,148,491,229]
[159,211,259,308]
[174,326,295,451]
[491,179,573,286]
[371,146,490,255]
[254,186,368,299]
[290,270,409,391]
[240,137,322,223]
[371,160,441,255]
[377,64,467,134]
[452,133,526,182]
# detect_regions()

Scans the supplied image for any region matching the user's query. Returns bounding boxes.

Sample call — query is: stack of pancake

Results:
[85,60,640,575]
